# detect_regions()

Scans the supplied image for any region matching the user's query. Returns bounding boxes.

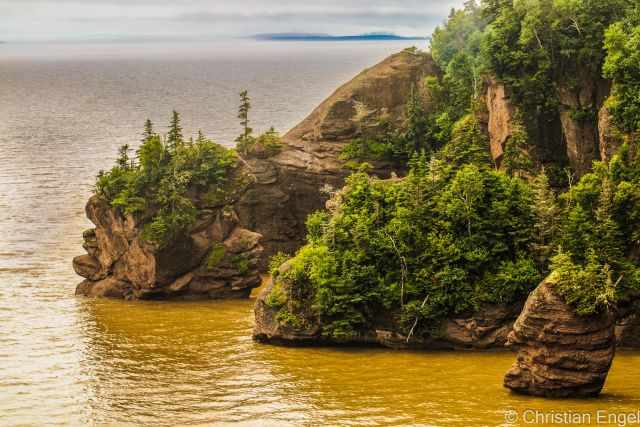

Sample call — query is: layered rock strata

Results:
[74,196,263,300]
[504,279,615,398]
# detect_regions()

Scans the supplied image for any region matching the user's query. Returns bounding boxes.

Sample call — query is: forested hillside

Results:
[259,0,640,343]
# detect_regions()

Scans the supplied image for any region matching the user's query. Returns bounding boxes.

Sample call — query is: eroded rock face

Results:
[599,102,625,163]
[74,196,263,300]
[253,266,521,350]
[485,79,516,168]
[481,78,567,173]
[504,279,615,398]
[236,51,439,263]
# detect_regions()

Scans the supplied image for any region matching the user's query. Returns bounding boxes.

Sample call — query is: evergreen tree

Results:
[237,90,252,142]
[196,130,206,144]
[594,177,624,265]
[400,86,429,155]
[167,110,183,151]
[531,169,560,270]
[116,144,132,169]
[142,119,154,143]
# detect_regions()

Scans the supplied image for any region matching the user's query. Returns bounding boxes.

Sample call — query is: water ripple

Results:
[3,41,640,426]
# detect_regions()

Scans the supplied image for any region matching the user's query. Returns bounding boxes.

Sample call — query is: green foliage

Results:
[431,1,486,114]
[268,252,291,277]
[478,256,541,304]
[531,170,561,271]
[551,146,640,313]
[603,7,640,133]
[276,309,308,329]
[339,90,438,165]
[206,244,226,270]
[237,90,252,140]
[305,211,330,244]
[502,118,535,176]
[265,282,288,309]
[167,110,183,151]
[94,114,237,248]
[233,90,282,158]
[550,250,617,316]
[232,255,250,276]
[484,0,628,109]
[279,143,539,338]
[436,114,492,169]
[236,127,283,158]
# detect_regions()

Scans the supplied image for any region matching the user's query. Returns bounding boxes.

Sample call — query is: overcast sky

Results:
[1,0,466,42]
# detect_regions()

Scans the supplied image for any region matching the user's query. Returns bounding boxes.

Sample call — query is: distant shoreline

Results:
[252,33,428,42]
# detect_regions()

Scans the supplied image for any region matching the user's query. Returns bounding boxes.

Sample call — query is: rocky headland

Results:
[236,50,439,263]
[74,1,640,398]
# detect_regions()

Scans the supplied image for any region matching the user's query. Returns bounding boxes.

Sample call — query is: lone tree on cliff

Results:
[116,144,134,169]
[167,110,183,151]
[237,90,252,143]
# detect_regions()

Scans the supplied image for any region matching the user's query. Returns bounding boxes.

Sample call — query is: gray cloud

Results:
[1,0,465,42]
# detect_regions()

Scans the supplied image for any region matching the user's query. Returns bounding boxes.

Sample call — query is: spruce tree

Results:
[595,177,624,265]
[237,90,252,141]
[531,170,560,270]
[402,86,428,155]
[142,119,154,143]
[196,130,206,144]
[167,110,183,151]
[117,144,132,169]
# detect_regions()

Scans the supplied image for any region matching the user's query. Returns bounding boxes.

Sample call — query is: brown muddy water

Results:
[1,41,640,426]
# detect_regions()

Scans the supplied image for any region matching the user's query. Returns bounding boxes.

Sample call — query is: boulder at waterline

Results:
[504,279,616,398]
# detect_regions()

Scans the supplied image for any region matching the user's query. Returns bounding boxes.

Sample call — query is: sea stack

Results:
[74,195,263,300]
[504,279,616,398]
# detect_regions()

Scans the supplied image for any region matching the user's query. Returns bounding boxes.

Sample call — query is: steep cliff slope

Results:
[236,50,439,262]
[74,50,439,299]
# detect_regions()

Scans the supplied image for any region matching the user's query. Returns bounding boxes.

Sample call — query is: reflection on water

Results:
[2,41,640,426]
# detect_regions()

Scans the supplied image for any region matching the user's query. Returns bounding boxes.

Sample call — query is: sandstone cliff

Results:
[484,79,516,168]
[599,101,626,163]
[483,76,618,176]
[504,279,615,398]
[74,195,263,300]
[236,50,439,263]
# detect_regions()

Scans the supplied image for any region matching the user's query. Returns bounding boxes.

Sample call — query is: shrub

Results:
[551,148,640,312]
[206,244,226,270]
[236,128,283,158]
[550,251,616,316]
[268,252,291,277]
[265,282,288,309]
